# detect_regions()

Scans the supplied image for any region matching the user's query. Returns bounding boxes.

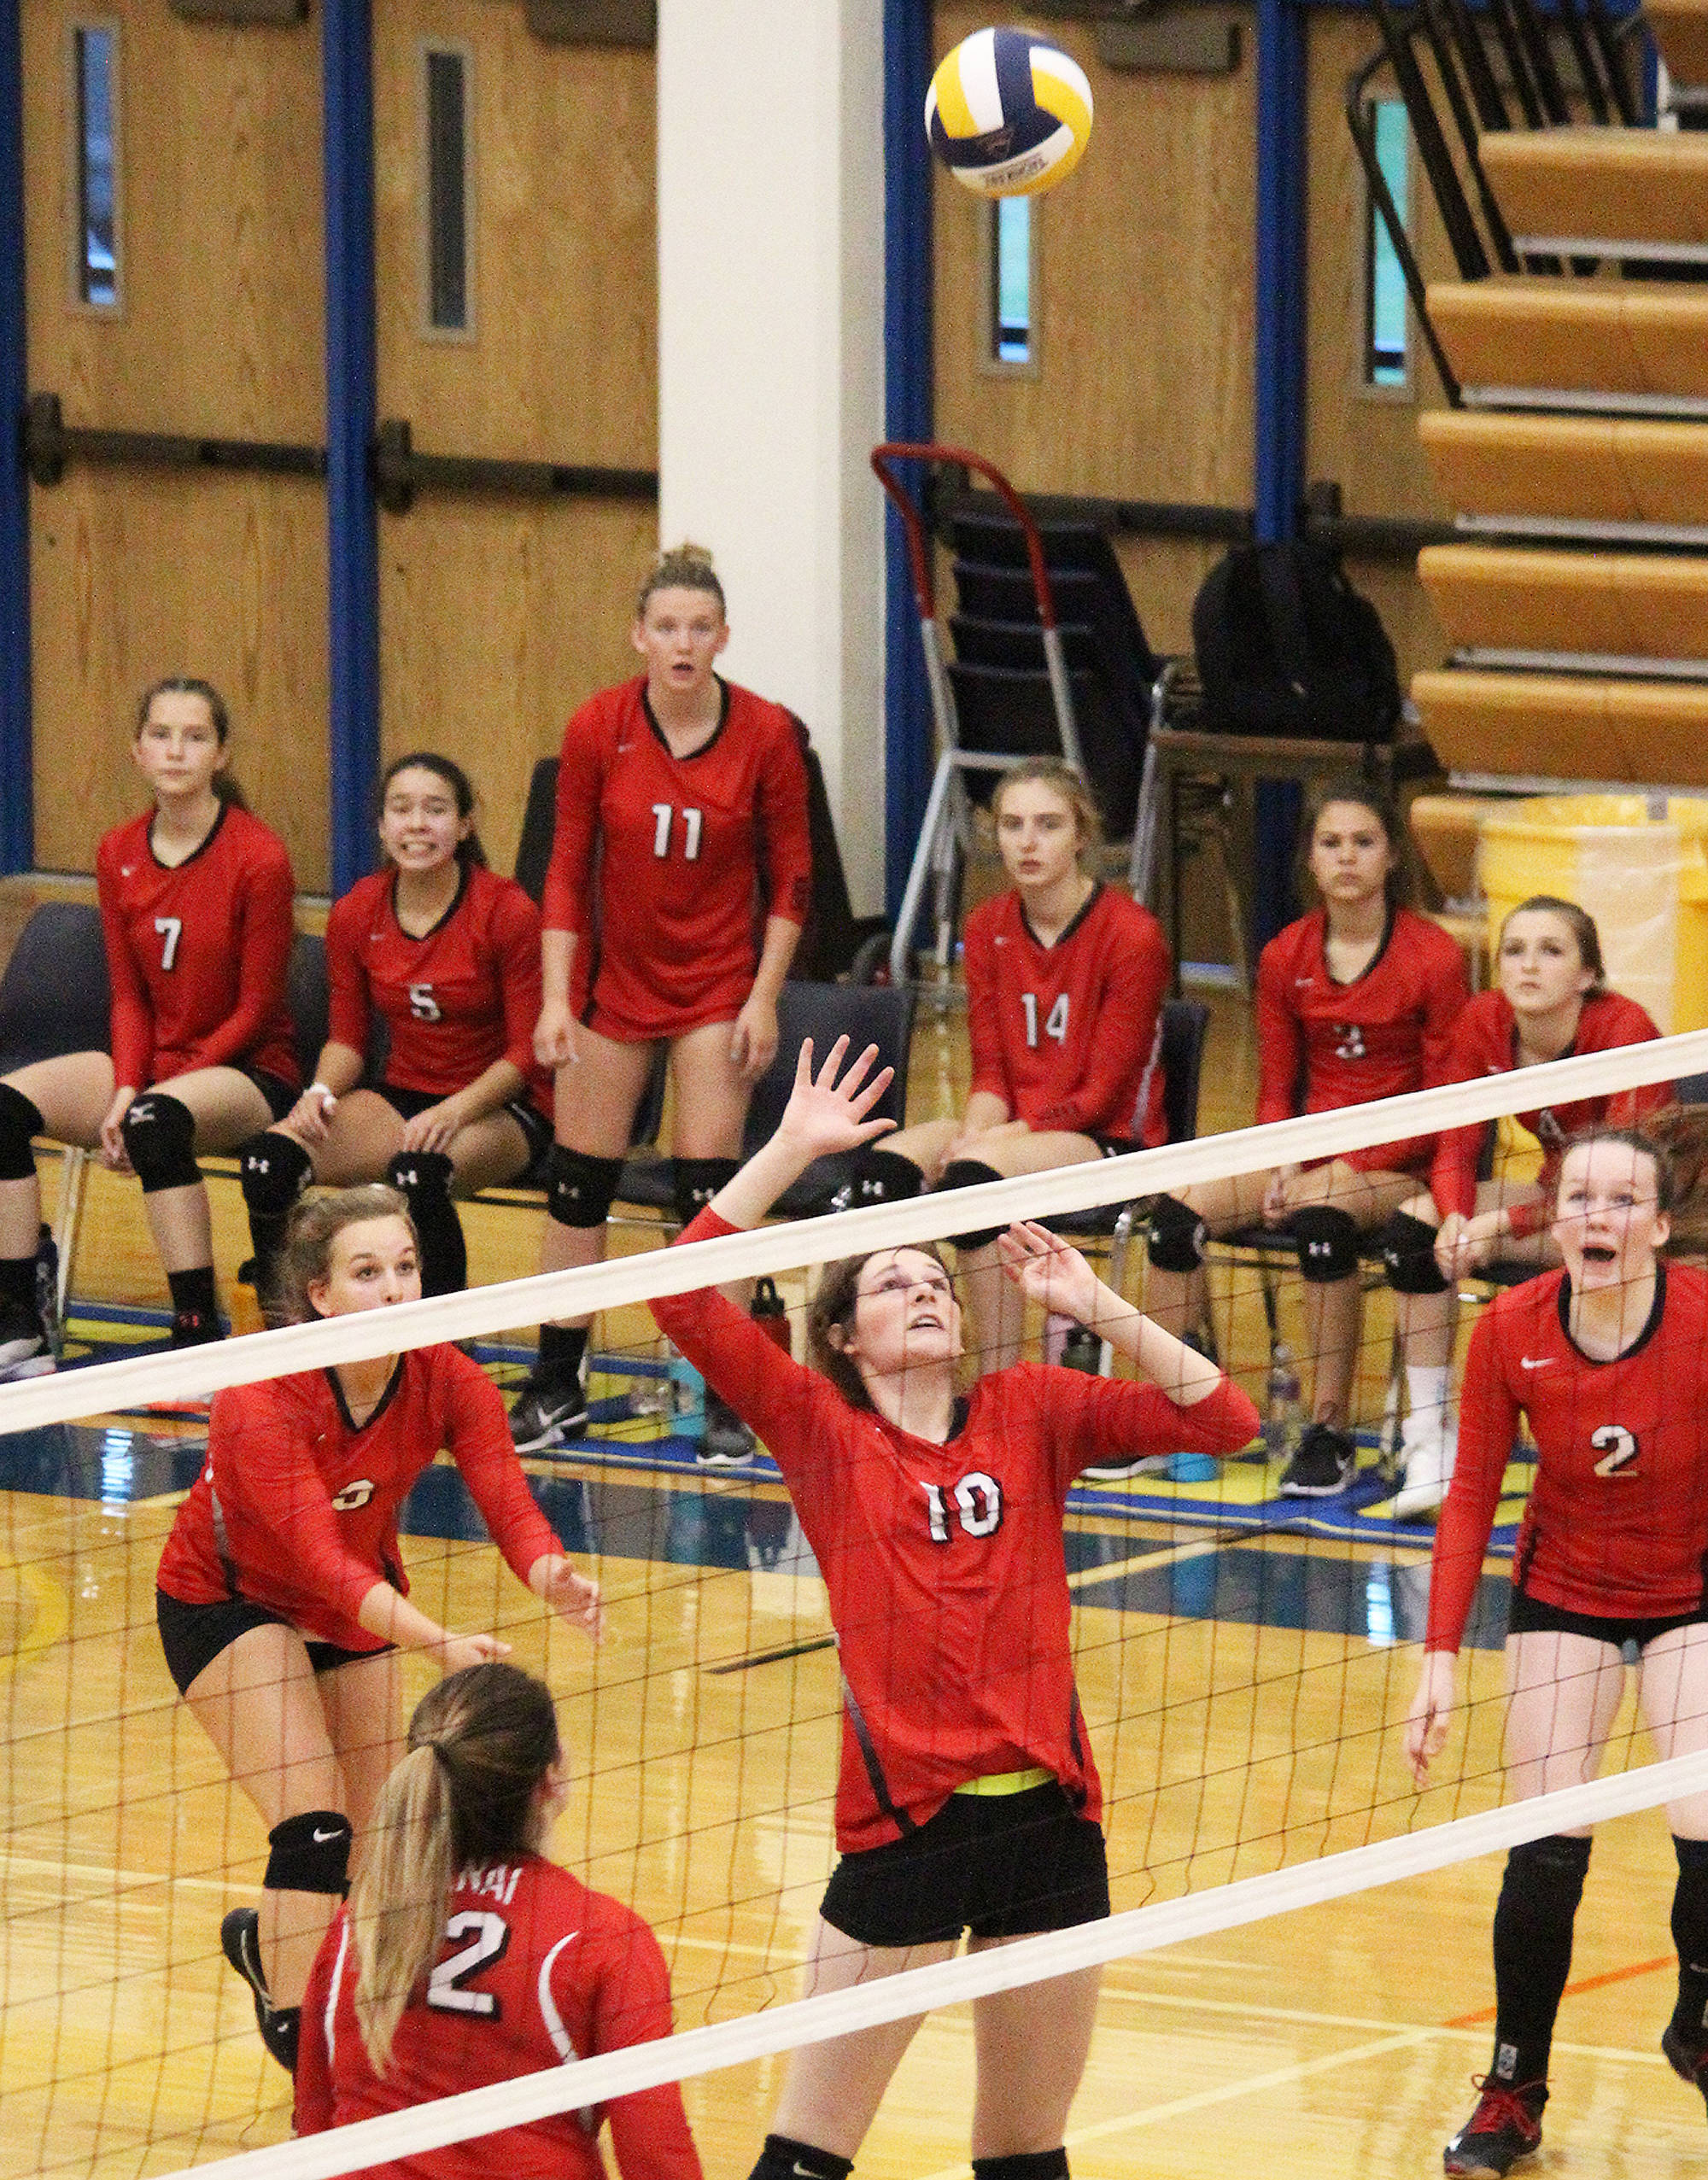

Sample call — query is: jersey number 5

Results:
[426,1909,510,2018]
[651,803,704,862]
[921,1472,1003,1543]
[155,916,183,973]
[1021,992,1069,1049]
[408,982,442,1022]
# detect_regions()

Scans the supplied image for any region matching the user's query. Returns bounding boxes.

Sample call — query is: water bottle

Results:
[752,1277,792,1357]
[1265,1341,1301,1458]
[1060,1322,1103,1374]
[34,1224,61,1361]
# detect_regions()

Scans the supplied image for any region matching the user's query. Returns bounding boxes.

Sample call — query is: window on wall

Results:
[422,45,473,336]
[73,23,119,310]
[986,196,1038,373]
[1365,99,1408,389]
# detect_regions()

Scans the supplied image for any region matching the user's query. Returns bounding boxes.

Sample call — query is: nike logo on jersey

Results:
[1519,1356,1554,1371]
[993,935,1008,945]
[1295,975,1314,987]
[120,864,136,877]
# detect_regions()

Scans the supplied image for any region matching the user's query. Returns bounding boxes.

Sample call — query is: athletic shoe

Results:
[508,1370,590,1453]
[1443,2076,1546,2177]
[1078,1452,1178,1483]
[220,1907,300,2072]
[1278,1421,1356,1497]
[0,1299,45,1374]
[697,1388,758,1465]
[1393,1409,1458,1521]
[168,1308,224,1350]
[1663,2020,1708,2112]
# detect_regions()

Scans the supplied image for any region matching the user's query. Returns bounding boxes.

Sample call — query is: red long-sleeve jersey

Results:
[325,865,552,1119]
[541,678,812,1041]
[155,1345,561,1650]
[95,804,298,1090]
[1255,906,1467,1173]
[1425,1265,1708,1652]
[963,885,1172,1143]
[652,1210,1260,1852]
[295,1858,701,2180]
[1428,990,1668,1238]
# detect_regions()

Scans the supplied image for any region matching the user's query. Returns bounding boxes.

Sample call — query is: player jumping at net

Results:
[236,751,553,1312]
[154,1184,602,2072]
[295,1662,701,2180]
[1379,896,1665,1519]
[650,1036,1260,2180]
[834,758,1171,1447]
[507,543,813,1464]
[1407,1128,1708,2175]
[1141,774,1467,1497]
[0,677,299,1376]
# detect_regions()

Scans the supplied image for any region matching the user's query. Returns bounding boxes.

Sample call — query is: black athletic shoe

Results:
[220,1907,300,2072]
[1443,2077,1546,2177]
[1278,1421,1356,1497]
[697,1388,757,1465]
[169,1307,224,1350]
[508,1370,590,1453]
[1664,2021,1708,2112]
[0,1298,46,1375]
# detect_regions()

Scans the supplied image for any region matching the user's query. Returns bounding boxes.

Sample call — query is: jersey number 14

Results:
[1021,992,1068,1048]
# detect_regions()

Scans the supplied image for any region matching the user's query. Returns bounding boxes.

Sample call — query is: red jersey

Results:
[155,1345,560,1651]
[963,885,1172,1144]
[1429,990,1668,1237]
[1425,1265,1708,1651]
[95,803,298,1091]
[653,1211,1260,1853]
[295,1857,701,2180]
[325,865,551,1119]
[541,678,812,1041]
[1255,907,1467,1174]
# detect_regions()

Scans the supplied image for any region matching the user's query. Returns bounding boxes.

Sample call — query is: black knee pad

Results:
[385,1147,454,1205]
[120,1092,200,1194]
[0,1083,44,1181]
[973,2154,1070,2180]
[749,2139,852,2180]
[238,1129,313,1216]
[1378,1210,1450,1295]
[1291,1204,1361,1284]
[673,1156,740,1228]
[545,1144,623,1230]
[263,1809,354,1897]
[939,1157,1005,1251]
[1145,1193,1207,1274]
[850,1146,926,1207]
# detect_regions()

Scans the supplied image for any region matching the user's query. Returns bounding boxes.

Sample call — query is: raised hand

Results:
[996,1220,1103,1326]
[776,1037,897,1161]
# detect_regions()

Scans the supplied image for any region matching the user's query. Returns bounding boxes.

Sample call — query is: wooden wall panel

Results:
[29,471,330,887]
[378,499,658,878]
[373,0,655,465]
[20,0,325,439]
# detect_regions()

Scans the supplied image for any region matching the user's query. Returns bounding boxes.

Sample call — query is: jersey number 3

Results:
[651,803,704,861]
[426,1909,510,2018]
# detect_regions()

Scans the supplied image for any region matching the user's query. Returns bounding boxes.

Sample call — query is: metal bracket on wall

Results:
[371,418,658,515]
[524,0,654,46]
[166,0,308,23]
[22,392,327,488]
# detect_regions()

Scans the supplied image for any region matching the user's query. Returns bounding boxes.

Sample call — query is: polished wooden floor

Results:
[2,987,1702,2178]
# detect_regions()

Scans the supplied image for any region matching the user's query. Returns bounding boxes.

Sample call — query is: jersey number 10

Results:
[651,804,704,861]
[1021,993,1068,1049]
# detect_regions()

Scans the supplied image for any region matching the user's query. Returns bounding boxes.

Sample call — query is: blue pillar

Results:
[323,0,379,895]
[0,0,30,874]
[882,0,933,924]
[1253,0,1307,944]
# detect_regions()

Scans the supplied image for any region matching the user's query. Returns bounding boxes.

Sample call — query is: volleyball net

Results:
[4,1025,1708,2178]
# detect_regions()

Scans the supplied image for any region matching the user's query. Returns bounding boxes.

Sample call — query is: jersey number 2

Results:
[1021,993,1069,1049]
[651,803,704,861]
[426,1910,510,2017]
[155,916,182,973]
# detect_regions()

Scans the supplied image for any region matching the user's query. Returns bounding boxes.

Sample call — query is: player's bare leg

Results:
[318,1648,407,1845]
[953,1129,1104,1374]
[1140,1167,1271,1341]
[670,1019,763,1458]
[769,1914,956,2157]
[967,1943,1102,2156]
[0,1053,114,1373]
[1637,1625,1708,2107]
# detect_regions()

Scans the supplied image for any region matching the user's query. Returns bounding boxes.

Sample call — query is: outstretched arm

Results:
[996,1221,1227,1406]
[709,1036,898,1229]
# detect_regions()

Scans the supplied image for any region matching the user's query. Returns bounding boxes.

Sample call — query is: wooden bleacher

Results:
[1478,126,1708,254]
[1651,0,1708,87]
[1418,544,1708,665]
[1418,410,1708,530]
[1413,669,1708,786]
[1427,279,1708,406]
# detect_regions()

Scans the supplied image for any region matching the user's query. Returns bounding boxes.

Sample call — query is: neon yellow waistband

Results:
[952,1765,1054,1798]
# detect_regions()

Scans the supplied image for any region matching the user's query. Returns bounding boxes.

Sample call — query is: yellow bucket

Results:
[1479,794,1708,1034]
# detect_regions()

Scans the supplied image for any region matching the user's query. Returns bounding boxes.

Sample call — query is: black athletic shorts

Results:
[235,1067,298,1122]
[1508,1582,1708,1655]
[371,1081,553,1184]
[155,1588,394,1698]
[818,1780,1110,1948]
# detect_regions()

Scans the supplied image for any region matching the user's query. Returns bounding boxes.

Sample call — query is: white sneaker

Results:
[1392,1410,1456,1520]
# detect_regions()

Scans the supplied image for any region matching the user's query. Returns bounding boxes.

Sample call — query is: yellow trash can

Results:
[1478,794,1708,1033]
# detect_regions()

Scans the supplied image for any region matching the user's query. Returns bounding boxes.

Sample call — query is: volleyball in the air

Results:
[925,26,1094,198]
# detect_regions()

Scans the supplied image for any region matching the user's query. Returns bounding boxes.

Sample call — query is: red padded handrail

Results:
[870,442,1061,631]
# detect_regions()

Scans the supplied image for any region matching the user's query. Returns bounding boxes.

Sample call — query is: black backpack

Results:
[1191,541,1401,742]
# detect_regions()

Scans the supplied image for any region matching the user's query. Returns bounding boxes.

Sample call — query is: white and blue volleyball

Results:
[925,26,1094,198]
